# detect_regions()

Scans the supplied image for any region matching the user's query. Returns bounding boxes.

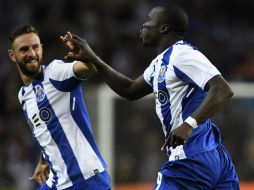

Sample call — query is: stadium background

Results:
[0,0,254,189]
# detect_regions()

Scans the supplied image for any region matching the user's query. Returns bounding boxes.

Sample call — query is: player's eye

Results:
[32,44,40,50]
[19,46,29,53]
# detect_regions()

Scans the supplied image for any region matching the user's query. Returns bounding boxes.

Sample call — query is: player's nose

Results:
[27,48,36,57]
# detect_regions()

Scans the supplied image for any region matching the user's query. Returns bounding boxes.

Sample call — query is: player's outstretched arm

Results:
[61,32,152,100]
[29,154,50,186]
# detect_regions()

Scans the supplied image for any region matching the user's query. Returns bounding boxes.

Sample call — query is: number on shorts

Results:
[155,172,162,190]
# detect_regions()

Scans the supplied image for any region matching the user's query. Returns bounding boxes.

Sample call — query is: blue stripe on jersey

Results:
[173,66,207,120]
[181,87,207,120]
[21,87,25,96]
[173,65,198,86]
[21,91,37,133]
[37,141,58,189]
[22,99,58,188]
[159,47,173,134]
[70,85,107,168]
[32,81,84,184]
[49,77,81,92]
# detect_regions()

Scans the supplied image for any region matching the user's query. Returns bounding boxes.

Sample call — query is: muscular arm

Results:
[92,56,153,100]
[162,74,233,149]
[191,74,234,124]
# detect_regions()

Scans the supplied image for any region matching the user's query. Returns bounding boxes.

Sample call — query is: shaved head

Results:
[156,5,189,37]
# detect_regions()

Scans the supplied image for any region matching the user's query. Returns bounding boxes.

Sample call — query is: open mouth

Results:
[25,59,38,65]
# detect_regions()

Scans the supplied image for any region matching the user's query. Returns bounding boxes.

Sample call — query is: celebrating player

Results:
[8,25,111,190]
[62,4,239,190]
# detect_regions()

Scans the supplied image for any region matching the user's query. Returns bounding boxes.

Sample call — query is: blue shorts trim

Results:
[38,171,111,190]
[154,144,239,190]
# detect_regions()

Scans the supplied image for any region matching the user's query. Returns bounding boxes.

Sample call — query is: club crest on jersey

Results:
[35,85,45,102]
[158,65,167,83]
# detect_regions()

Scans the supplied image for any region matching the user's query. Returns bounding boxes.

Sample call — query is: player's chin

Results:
[141,38,148,46]
[141,37,153,47]
[26,64,41,75]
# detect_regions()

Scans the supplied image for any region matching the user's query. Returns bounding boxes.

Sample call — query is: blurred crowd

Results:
[0,0,254,189]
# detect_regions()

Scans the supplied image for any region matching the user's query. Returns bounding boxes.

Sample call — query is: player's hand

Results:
[161,122,193,151]
[60,32,98,63]
[29,161,50,186]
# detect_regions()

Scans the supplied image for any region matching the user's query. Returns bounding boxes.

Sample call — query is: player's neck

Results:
[157,36,183,54]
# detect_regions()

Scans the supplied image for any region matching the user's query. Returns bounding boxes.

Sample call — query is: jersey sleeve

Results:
[143,61,155,87]
[48,60,78,81]
[46,60,83,92]
[173,49,221,90]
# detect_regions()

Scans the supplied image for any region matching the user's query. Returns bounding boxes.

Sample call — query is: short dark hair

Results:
[159,4,189,37]
[9,24,39,44]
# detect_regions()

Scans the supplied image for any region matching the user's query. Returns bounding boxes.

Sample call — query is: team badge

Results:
[158,65,167,83]
[35,85,45,102]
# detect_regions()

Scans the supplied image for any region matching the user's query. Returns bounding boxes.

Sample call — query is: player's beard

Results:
[16,56,42,76]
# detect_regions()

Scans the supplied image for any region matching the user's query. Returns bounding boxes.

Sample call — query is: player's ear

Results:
[8,49,16,62]
[160,24,170,34]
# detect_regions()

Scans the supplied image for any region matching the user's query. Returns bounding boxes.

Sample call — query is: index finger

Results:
[67,31,73,39]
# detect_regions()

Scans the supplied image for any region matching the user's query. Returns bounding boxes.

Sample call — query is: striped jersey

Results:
[143,41,222,160]
[18,60,106,189]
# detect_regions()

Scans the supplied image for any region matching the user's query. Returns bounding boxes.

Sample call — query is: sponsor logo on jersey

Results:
[39,108,52,122]
[158,90,169,104]
[154,89,169,105]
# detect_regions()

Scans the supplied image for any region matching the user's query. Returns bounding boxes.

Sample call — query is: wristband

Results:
[184,116,198,129]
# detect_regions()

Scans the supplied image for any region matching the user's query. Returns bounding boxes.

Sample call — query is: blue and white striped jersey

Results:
[144,41,222,161]
[18,60,106,189]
